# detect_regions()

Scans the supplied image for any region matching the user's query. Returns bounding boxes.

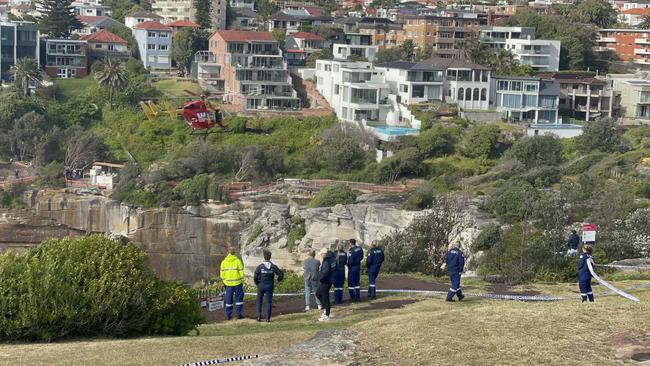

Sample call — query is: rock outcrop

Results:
[2,190,490,283]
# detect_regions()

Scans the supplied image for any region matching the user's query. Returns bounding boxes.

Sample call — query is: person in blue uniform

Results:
[445,245,465,302]
[366,240,384,299]
[577,245,595,303]
[347,239,364,303]
[567,230,580,256]
[254,250,284,322]
[332,244,347,304]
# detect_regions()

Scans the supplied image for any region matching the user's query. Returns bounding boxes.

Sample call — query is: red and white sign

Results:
[581,223,597,243]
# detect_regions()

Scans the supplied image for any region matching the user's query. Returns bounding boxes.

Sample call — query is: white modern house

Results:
[377,61,445,105]
[490,76,561,124]
[125,10,163,29]
[480,26,561,71]
[332,33,379,62]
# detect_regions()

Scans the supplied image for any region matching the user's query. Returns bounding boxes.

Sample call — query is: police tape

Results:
[179,354,258,366]
[587,259,640,302]
[595,263,650,270]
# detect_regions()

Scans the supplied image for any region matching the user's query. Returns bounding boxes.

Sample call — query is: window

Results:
[147,44,156,50]
[539,95,557,108]
[148,55,156,62]
[511,81,522,91]
[481,88,487,101]
[525,82,538,92]
[158,56,169,64]
[465,88,472,100]
[148,31,156,37]
[458,87,464,100]
[501,93,522,108]
[497,80,508,90]
[641,91,650,103]
[400,84,408,93]
[412,85,425,98]
[159,32,169,38]
[523,94,537,107]
[334,84,340,95]
[333,64,339,72]
[108,44,114,51]
[95,44,102,49]
[158,44,168,50]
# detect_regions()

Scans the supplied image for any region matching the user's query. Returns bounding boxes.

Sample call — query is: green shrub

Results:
[483,180,538,224]
[247,223,264,244]
[286,216,306,252]
[508,135,564,168]
[0,235,203,341]
[472,224,501,252]
[308,183,358,208]
[274,270,304,293]
[403,184,436,210]
[37,161,65,188]
[563,153,607,175]
[519,165,562,188]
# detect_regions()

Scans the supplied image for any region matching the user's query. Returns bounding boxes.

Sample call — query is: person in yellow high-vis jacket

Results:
[220,247,245,320]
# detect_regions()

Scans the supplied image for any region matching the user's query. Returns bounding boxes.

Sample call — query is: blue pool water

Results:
[374,126,420,136]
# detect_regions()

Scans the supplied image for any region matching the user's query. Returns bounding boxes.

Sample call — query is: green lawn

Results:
[152,79,202,98]
[54,77,97,100]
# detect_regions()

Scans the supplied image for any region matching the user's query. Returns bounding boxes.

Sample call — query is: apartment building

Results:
[151,0,195,22]
[284,31,325,66]
[0,21,39,81]
[194,50,223,94]
[132,21,172,69]
[545,73,615,121]
[72,1,111,17]
[597,29,650,65]
[377,60,445,105]
[230,0,255,11]
[491,76,560,124]
[479,26,535,48]
[40,38,88,79]
[332,33,378,62]
[315,59,391,125]
[356,17,403,49]
[208,30,301,111]
[608,74,650,119]
[210,0,227,30]
[400,10,486,58]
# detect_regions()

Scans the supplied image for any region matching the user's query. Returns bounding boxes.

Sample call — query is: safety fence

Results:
[179,355,259,366]
[0,176,37,189]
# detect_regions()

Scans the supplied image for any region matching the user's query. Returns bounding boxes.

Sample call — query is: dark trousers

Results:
[316,282,331,316]
[578,274,594,302]
[348,266,361,301]
[368,269,380,298]
[446,272,463,301]
[332,270,345,304]
[256,284,274,321]
[225,284,244,319]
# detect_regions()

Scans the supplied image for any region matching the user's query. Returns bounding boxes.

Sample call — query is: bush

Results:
[460,124,507,159]
[308,183,358,208]
[472,224,501,252]
[402,184,436,210]
[483,180,538,224]
[519,165,562,188]
[274,270,304,293]
[508,135,564,168]
[578,118,630,154]
[0,235,203,341]
[563,153,607,175]
[286,216,306,252]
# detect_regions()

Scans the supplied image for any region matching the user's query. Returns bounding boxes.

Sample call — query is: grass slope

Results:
[54,77,97,99]
[0,280,647,365]
[152,79,202,98]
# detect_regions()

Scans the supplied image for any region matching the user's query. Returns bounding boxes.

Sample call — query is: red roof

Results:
[77,15,104,23]
[133,21,171,31]
[292,31,325,41]
[621,7,650,15]
[80,29,128,44]
[214,30,276,42]
[166,19,200,28]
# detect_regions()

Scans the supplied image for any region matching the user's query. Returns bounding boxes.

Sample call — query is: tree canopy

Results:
[36,0,82,38]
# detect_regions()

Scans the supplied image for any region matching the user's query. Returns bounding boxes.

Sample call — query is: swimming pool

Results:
[373,126,420,136]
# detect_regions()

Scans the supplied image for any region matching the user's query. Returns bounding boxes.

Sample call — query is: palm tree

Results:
[10,58,42,97]
[94,58,128,110]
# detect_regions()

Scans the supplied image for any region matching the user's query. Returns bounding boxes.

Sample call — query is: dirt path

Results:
[202,275,540,324]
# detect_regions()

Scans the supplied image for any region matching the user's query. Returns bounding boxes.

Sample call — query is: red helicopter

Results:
[140,98,228,133]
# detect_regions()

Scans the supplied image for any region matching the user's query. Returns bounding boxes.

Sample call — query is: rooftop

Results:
[80,29,127,44]
[76,15,123,29]
[214,30,277,42]
[621,7,650,15]
[133,21,171,31]
[291,31,325,41]
[166,20,200,28]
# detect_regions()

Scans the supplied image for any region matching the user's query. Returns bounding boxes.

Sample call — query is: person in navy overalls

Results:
[332,244,347,304]
[577,245,595,303]
[347,239,364,303]
[366,240,384,299]
[445,246,465,302]
[253,250,284,322]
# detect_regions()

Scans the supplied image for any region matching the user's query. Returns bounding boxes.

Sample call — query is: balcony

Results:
[635,48,650,55]
[598,37,616,43]
[199,72,222,80]
[635,38,650,45]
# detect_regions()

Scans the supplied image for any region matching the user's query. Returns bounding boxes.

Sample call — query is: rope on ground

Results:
[588,259,640,302]
[179,354,258,366]
[245,289,565,301]
[595,263,650,270]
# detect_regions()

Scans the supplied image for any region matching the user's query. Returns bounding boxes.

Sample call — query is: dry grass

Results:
[0,279,647,365]
[354,283,650,365]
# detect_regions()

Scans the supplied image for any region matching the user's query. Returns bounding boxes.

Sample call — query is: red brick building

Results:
[597,29,650,65]
[40,38,88,79]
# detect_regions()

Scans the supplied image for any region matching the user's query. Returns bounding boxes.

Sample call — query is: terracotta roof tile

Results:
[214,30,276,42]
[80,29,128,44]
[166,19,200,28]
[133,20,171,31]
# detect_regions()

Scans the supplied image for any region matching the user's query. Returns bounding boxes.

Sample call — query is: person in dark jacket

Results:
[316,247,336,321]
[445,245,465,302]
[254,250,284,322]
[567,230,580,256]
[366,240,384,299]
[577,245,595,303]
[347,239,364,303]
[333,244,347,304]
